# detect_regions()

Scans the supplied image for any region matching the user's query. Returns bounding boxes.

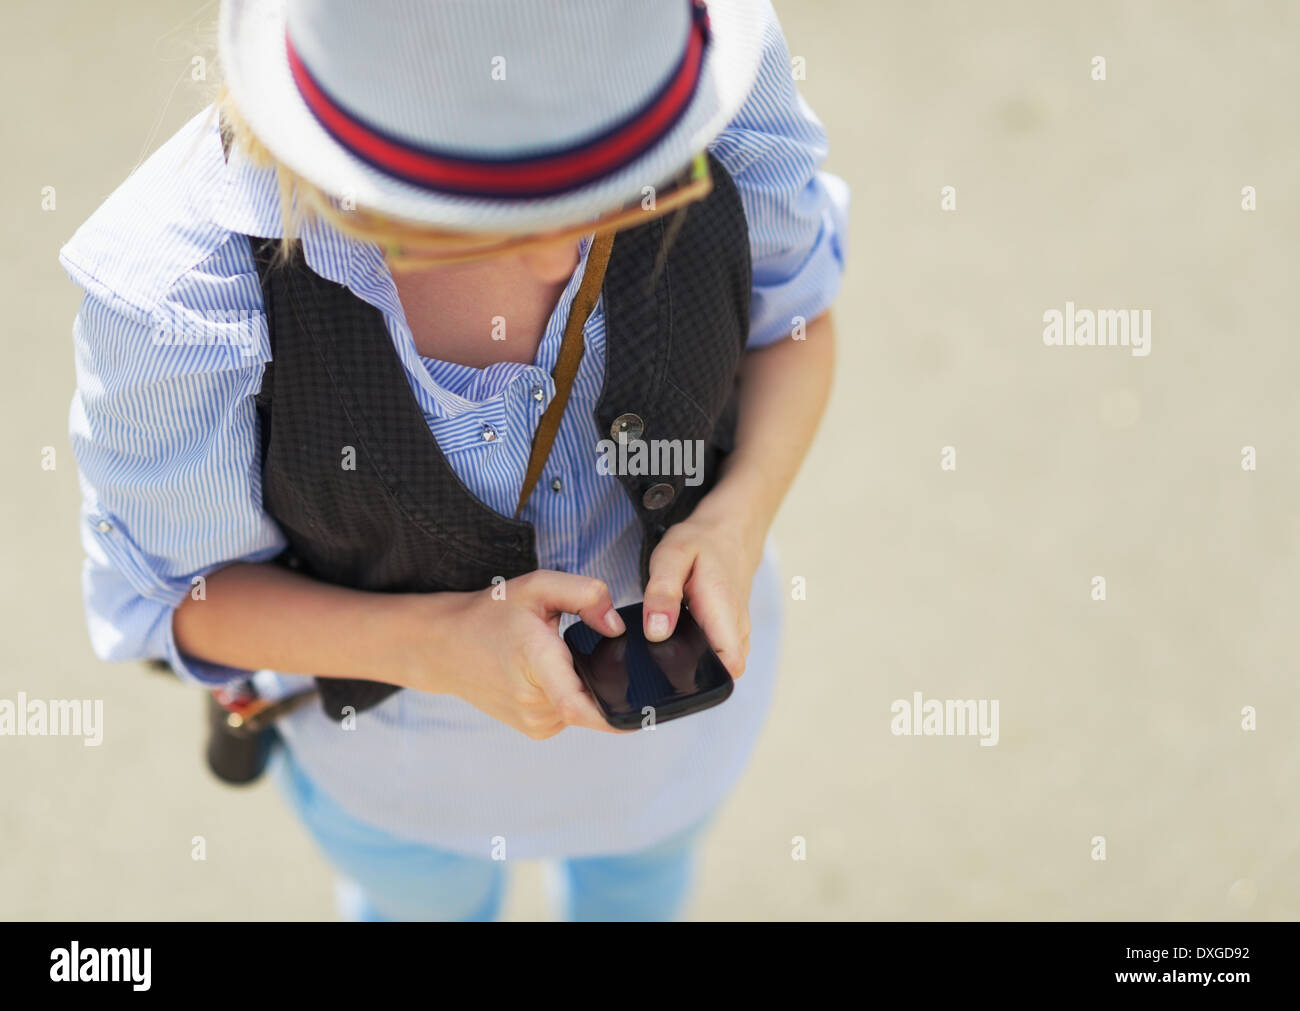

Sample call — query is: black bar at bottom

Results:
[0,921,1285,997]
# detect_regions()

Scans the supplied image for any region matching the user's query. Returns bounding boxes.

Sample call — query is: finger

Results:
[734,633,750,679]
[528,638,625,734]
[556,686,628,734]
[527,571,624,636]
[643,540,695,641]
[512,715,566,740]
[684,576,745,679]
[519,709,566,740]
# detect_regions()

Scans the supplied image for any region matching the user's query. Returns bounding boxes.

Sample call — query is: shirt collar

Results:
[207,135,596,421]
[208,143,391,306]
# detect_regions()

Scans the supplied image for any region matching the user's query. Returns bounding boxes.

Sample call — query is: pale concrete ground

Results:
[2,0,1297,920]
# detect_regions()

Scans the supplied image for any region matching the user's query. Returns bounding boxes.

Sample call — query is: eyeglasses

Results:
[372,152,713,269]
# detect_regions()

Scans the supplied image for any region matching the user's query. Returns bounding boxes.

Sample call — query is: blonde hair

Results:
[213,84,524,266]
[211,82,702,271]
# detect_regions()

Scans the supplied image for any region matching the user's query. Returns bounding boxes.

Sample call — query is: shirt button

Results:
[610,413,644,441]
[550,477,563,492]
[531,385,545,404]
[642,482,675,510]
[95,520,113,533]
[480,423,498,443]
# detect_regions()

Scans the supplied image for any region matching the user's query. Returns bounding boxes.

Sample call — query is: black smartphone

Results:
[564,601,733,730]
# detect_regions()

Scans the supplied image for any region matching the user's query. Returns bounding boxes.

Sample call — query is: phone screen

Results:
[564,602,733,728]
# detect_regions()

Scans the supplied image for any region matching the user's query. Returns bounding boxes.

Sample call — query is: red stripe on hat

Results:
[286,3,709,198]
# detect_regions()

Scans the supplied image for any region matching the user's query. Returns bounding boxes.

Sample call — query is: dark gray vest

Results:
[250,154,751,719]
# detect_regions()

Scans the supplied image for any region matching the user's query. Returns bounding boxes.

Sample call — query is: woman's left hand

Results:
[638,314,834,678]
[641,496,764,679]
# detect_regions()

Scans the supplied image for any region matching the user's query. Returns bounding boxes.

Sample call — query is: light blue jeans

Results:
[271,746,712,921]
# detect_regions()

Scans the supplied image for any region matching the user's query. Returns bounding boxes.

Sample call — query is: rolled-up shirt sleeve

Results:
[65,259,285,687]
[709,0,850,349]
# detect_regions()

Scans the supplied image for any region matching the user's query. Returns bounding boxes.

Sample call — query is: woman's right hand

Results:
[396,570,630,739]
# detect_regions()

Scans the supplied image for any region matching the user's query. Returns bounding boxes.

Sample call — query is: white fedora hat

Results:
[218,0,767,233]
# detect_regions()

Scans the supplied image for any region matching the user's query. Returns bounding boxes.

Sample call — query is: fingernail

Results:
[604,608,625,634]
[646,612,670,640]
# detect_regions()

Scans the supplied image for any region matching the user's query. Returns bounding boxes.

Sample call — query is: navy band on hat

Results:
[286,1,712,200]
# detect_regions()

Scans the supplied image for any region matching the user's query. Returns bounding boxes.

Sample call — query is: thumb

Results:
[643,540,694,642]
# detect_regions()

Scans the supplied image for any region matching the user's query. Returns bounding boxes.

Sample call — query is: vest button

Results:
[610,413,644,441]
[642,482,675,510]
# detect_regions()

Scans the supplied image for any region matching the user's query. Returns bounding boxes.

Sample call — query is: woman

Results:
[63,0,847,920]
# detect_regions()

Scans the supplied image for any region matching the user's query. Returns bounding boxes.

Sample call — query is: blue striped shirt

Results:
[62,6,849,858]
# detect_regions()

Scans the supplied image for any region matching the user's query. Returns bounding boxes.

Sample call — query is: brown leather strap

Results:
[514,231,616,517]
